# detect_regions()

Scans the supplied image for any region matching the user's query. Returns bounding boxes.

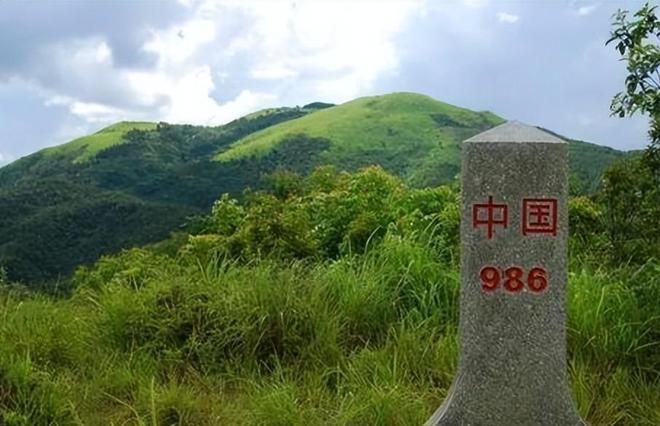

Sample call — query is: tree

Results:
[601,158,659,262]
[608,2,660,170]
[603,3,660,263]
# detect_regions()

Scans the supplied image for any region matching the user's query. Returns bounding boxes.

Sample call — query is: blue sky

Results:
[0,0,652,166]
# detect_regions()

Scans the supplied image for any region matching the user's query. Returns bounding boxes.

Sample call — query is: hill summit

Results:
[216,92,504,186]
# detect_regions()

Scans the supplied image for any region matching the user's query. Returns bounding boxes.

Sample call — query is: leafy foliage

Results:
[608,2,660,169]
[608,2,660,162]
[600,156,660,263]
[604,3,660,264]
[193,166,459,263]
[0,11,655,420]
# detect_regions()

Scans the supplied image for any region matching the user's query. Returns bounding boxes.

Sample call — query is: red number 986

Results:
[479,265,548,294]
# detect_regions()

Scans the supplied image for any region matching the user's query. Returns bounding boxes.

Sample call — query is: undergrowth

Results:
[0,242,658,425]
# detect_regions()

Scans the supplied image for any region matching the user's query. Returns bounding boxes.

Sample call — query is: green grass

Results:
[215,92,504,163]
[43,121,156,163]
[1,240,658,424]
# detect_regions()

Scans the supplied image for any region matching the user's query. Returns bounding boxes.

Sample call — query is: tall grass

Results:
[1,237,658,425]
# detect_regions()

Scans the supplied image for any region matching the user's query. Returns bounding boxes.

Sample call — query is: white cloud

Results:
[221,0,424,102]
[46,95,128,123]
[152,67,277,124]
[20,0,423,130]
[251,64,299,80]
[176,0,196,7]
[143,17,216,66]
[31,7,261,126]
[69,101,129,124]
[497,12,519,23]
[577,4,599,16]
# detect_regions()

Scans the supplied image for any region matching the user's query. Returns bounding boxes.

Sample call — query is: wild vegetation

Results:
[0,161,658,425]
[0,94,630,284]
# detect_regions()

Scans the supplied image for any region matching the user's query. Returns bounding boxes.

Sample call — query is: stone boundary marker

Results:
[427,121,585,425]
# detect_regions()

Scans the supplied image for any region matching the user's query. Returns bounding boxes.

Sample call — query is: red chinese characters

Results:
[522,198,557,236]
[472,196,555,294]
[472,196,508,239]
[471,196,558,238]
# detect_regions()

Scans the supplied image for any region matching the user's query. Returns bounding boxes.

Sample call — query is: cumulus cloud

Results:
[0,0,423,131]
[142,16,216,67]
[46,96,123,124]
[497,12,520,23]
[0,1,190,76]
[213,0,424,102]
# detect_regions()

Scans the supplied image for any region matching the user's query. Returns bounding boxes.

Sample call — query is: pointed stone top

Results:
[464,121,567,144]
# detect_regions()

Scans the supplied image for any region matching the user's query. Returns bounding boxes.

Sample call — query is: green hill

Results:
[217,93,502,160]
[42,121,157,163]
[215,93,629,189]
[0,108,316,284]
[0,92,630,284]
[216,93,504,186]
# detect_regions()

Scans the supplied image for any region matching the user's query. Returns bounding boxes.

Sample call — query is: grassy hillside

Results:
[43,121,157,163]
[216,93,630,189]
[0,93,631,284]
[216,93,503,186]
[217,93,502,161]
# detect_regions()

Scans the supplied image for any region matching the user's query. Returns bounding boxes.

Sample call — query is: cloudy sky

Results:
[0,0,652,166]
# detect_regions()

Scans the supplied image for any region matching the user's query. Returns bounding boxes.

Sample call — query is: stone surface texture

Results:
[427,121,585,425]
